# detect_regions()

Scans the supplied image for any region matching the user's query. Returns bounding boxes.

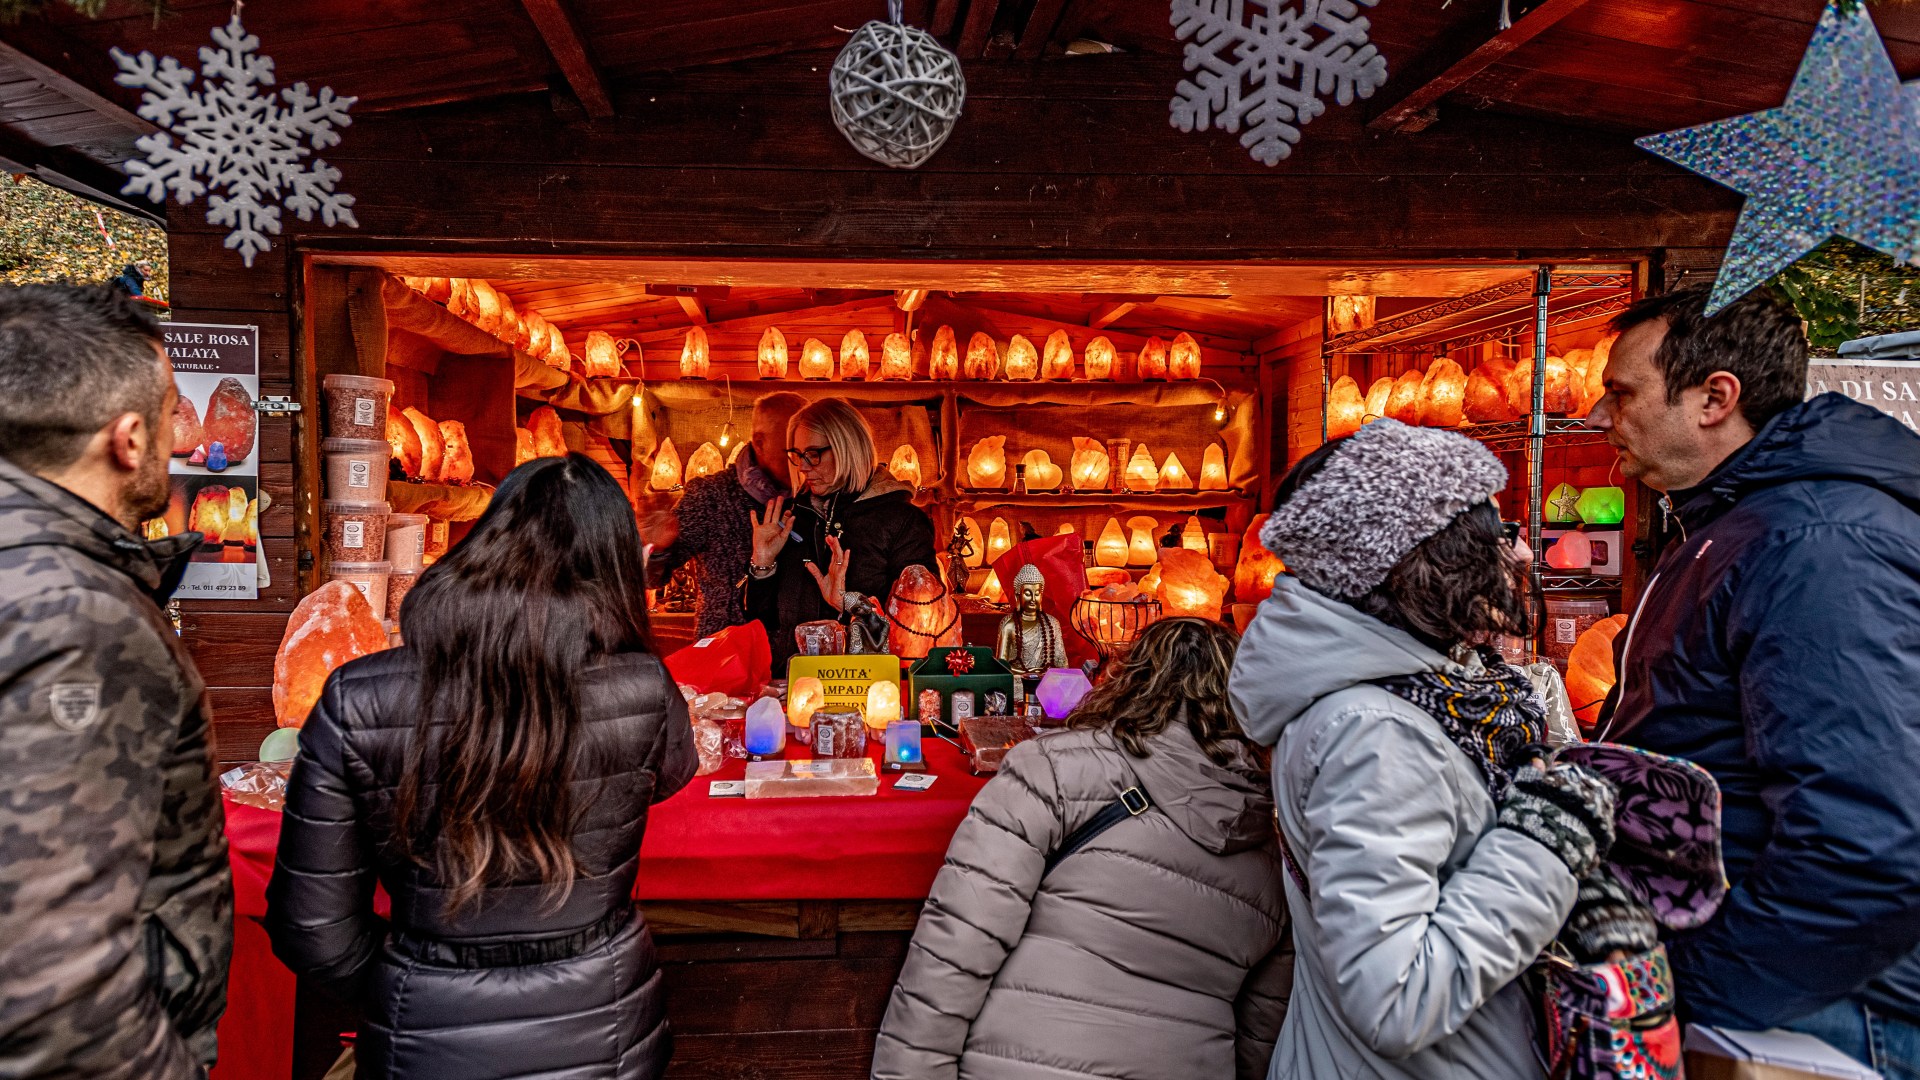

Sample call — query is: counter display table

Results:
[213,739,987,1080]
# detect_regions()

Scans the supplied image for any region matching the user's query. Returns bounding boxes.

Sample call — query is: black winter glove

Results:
[1560,867,1660,963]
[1497,761,1616,879]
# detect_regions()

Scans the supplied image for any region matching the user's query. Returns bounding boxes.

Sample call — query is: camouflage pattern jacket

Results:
[0,456,231,1079]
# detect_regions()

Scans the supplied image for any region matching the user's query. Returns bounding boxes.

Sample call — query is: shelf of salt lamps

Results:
[386,481,492,522]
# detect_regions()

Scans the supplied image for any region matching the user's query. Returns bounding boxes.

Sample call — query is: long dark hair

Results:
[1276,440,1530,650]
[393,454,653,917]
[1068,617,1258,766]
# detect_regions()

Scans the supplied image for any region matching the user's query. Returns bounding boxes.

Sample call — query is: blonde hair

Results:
[788,398,877,495]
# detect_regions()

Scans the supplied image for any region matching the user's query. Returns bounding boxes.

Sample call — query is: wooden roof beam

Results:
[1086,301,1139,329]
[1366,0,1593,134]
[0,32,152,137]
[0,126,161,224]
[517,0,615,120]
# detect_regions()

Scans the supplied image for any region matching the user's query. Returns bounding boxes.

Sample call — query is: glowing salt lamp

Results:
[649,438,683,491]
[1094,517,1129,568]
[438,421,475,484]
[583,331,625,379]
[679,326,710,378]
[468,279,505,335]
[967,436,1008,490]
[1004,334,1039,380]
[1417,359,1468,428]
[1085,566,1131,588]
[979,568,1005,603]
[1084,336,1117,380]
[1158,451,1193,491]
[523,311,553,359]
[787,676,826,728]
[1507,356,1574,415]
[1041,329,1076,380]
[888,444,922,487]
[840,329,870,380]
[964,332,1000,379]
[273,580,390,728]
[189,485,230,542]
[1386,368,1424,423]
[757,327,790,378]
[1199,443,1229,491]
[527,405,567,459]
[1137,337,1170,380]
[961,516,985,567]
[879,333,913,380]
[1547,482,1582,523]
[1232,513,1286,600]
[1364,377,1394,422]
[1035,668,1094,719]
[1169,332,1202,379]
[744,696,787,757]
[930,325,960,380]
[1546,531,1593,571]
[1576,486,1626,526]
[1021,449,1063,490]
[1056,523,1079,537]
[1126,516,1159,567]
[1464,360,1520,424]
[1584,334,1614,411]
[800,337,834,381]
[685,441,725,482]
[1124,444,1159,492]
[864,679,902,735]
[887,564,960,659]
[1155,548,1229,620]
[1327,376,1366,439]
[1180,519,1209,552]
[1329,294,1376,334]
[1566,614,1629,728]
[986,517,1013,563]
[1070,437,1110,491]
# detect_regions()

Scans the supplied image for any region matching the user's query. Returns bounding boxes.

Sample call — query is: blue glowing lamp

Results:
[883,720,924,772]
[744,696,786,759]
[1035,667,1094,720]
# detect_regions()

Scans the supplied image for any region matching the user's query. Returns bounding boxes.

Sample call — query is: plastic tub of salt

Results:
[322,437,390,502]
[320,374,393,440]
[384,513,428,573]
[327,559,391,617]
[322,500,389,563]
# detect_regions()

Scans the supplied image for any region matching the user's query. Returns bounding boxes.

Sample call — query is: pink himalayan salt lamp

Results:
[887,563,961,660]
[1168,332,1202,379]
[757,326,790,378]
[273,580,390,727]
[840,329,870,380]
[1155,547,1229,621]
[171,395,203,457]
[1385,369,1424,424]
[964,332,1000,379]
[1003,335,1039,381]
[1327,376,1365,439]
[203,377,257,463]
[1137,337,1170,380]
[1084,336,1117,380]
[929,326,960,380]
[1233,513,1287,601]
[1417,359,1468,428]
[1070,437,1110,491]
[438,420,475,484]
[1041,329,1075,380]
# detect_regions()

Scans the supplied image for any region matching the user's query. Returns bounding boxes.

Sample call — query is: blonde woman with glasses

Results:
[745,397,939,663]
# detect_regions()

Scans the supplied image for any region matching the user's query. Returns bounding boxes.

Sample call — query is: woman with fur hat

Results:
[1230,420,1637,1080]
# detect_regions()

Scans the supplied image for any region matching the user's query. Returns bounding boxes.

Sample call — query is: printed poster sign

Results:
[154,323,260,599]
[1809,358,1920,433]
[785,655,900,713]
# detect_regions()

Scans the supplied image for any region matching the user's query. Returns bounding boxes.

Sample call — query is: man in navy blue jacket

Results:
[1592,283,1920,1076]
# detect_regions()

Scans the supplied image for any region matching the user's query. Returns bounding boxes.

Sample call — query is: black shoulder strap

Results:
[1043,786,1154,878]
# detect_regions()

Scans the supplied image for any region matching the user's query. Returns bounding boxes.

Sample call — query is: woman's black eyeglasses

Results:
[785,445,833,467]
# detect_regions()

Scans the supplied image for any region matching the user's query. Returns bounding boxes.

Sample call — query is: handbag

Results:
[1536,743,1727,1080]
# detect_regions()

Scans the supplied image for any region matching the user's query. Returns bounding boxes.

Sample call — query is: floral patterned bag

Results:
[1537,743,1728,1080]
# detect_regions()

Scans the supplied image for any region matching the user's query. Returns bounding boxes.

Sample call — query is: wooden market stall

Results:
[18,0,1904,1076]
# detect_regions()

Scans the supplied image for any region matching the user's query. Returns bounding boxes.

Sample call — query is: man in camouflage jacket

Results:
[0,285,230,1079]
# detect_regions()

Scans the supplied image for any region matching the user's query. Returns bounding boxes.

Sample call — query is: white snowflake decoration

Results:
[1170,0,1389,166]
[112,14,358,267]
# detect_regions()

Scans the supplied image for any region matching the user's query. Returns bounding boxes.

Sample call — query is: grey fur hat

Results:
[1261,419,1508,600]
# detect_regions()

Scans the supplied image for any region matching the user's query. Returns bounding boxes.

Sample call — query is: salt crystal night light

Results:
[1022,449,1063,490]
[1083,336,1116,380]
[1327,376,1365,439]
[1168,332,1202,379]
[1137,337,1169,380]
[964,332,1000,379]
[679,326,710,378]
[649,438,683,491]
[684,441,725,482]
[1034,667,1093,719]
[879,333,913,380]
[840,329,870,380]
[889,444,922,487]
[864,679,902,735]
[1094,517,1128,568]
[1041,329,1076,380]
[930,325,960,380]
[1126,515,1159,566]
[744,695,787,758]
[1576,485,1626,526]
[1003,334,1039,380]
[1124,444,1159,492]
[1199,443,1229,490]
[800,337,835,380]
[884,720,924,771]
[787,676,826,728]
[759,326,791,378]
[967,436,1007,489]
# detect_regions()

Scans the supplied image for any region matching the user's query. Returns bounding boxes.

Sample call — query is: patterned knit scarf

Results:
[1373,647,1546,799]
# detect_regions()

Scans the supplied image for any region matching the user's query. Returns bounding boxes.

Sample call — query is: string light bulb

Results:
[718,375,735,449]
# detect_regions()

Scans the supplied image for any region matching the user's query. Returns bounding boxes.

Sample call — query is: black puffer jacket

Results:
[747,471,938,665]
[265,646,697,1079]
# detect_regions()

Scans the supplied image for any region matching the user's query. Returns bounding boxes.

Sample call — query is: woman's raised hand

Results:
[805,533,853,611]
[749,496,794,568]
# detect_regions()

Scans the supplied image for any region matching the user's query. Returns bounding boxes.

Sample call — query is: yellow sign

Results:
[786,654,900,714]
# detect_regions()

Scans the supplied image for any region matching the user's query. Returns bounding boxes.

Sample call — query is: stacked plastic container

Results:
[319,374,395,624]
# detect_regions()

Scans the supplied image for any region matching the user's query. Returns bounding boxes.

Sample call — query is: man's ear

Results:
[103,411,147,472]
[1698,371,1745,429]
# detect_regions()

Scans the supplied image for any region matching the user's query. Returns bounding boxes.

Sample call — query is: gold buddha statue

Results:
[995,563,1066,679]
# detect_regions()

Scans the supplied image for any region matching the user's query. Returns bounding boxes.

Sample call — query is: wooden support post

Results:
[517,0,615,120]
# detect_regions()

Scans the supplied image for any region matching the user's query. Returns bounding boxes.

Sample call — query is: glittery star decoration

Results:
[1636,2,1920,315]
[1549,484,1581,522]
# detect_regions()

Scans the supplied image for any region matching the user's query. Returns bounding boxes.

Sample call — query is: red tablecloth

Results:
[213,739,985,1080]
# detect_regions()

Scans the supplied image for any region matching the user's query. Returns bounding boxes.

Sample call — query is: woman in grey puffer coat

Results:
[1229,421,1624,1080]
[874,618,1293,1080]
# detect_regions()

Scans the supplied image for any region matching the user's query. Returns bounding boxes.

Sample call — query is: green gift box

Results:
[908,647,1016,734]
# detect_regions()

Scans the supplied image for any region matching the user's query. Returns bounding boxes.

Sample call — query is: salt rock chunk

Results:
[693,718,725,775]
[527,406,567,459]
[171,396,203,457]
[438,420,475,484]
[273,580,390,727]
[201,377,257,463]
[514,427,536,466]
[386,416,424,479]
[402,407,444,482]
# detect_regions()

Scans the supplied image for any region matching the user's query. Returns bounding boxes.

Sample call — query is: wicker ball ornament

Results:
[829,2,967,170]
